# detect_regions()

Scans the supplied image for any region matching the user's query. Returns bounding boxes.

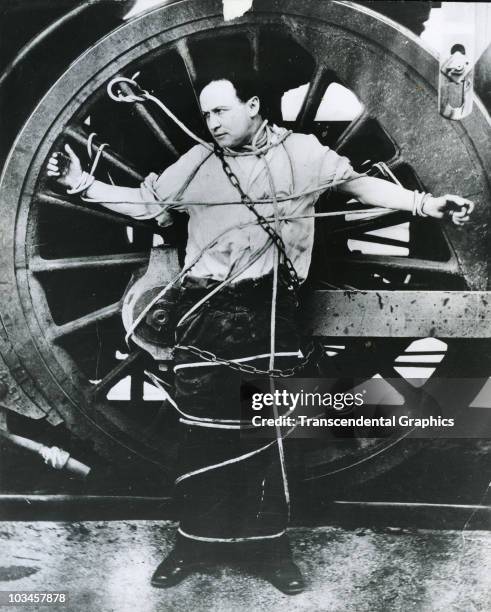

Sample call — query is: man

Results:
[47,71,473,594]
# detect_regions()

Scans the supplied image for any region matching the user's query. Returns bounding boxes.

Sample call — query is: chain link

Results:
[175,343,316,377]
[175,144,309,376]
[213,144,301,293]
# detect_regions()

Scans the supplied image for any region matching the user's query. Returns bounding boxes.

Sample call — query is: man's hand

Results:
[423,194,474,226]
[46,144,83,190]
[46,145,167,218]
[339,176,475,227]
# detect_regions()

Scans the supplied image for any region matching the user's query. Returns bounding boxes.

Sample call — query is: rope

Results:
[87,132,97,157]
[101,76,403,522]
[263,154,291,515]
[124,222,274,346]
[81,171,373,212]
[67,133,109,196]
[121,191,393,346]
[97,73,419,530]
[39,445,70,470]
[102,74,393,355]
[107,73,292,158]
[213,142,301,292]
[174,236,272,328]
[177,528,286,543]
[86,132,115,187]
[89,142,108,177]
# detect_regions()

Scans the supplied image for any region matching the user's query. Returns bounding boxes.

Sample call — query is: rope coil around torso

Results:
[97,74,393,375]
[212,143,301,293]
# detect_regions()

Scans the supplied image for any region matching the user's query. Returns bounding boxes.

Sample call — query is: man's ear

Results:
[247,96,260,117]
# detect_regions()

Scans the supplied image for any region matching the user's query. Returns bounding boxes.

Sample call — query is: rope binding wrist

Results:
[66,171,95,195]
[412,190,431,217]
[65,139,108,198]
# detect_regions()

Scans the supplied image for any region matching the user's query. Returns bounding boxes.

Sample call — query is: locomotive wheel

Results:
[0,0,489,490]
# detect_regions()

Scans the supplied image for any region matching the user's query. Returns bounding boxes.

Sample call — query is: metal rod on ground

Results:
[0,429,91,477]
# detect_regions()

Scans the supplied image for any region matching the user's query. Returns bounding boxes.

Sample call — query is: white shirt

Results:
[137,127,357,283]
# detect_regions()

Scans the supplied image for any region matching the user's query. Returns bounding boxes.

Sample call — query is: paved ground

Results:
[1,521,490,611]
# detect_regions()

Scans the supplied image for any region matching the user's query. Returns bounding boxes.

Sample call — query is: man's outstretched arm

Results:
[46,144,169,221]
[338,175,474,225]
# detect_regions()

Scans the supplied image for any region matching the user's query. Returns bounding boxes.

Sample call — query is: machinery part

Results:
[121,246,179,359]
[0,428,91,477]
[0,0,489,490]
[439,45,474,120]
[0,322,63,424]
[305,291,491,338]
[434,3,491,120]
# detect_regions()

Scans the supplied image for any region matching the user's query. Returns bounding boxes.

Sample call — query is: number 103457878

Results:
[0,592,67,605]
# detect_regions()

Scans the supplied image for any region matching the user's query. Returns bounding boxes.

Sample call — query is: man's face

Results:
[199,80,259,148]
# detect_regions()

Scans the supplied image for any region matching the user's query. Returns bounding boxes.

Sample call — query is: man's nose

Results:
[208,114,221,130]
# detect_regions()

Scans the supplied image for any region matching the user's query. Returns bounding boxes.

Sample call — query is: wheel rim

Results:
[1,0,489,488]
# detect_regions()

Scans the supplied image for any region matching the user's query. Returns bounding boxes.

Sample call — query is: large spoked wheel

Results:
[1,0,489,491]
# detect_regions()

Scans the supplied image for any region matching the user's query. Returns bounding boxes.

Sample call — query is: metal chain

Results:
[174,144,313,376]
[174,343,316,377]
[213,144,301,293]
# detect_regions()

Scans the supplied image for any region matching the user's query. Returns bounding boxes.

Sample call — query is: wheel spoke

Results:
[48,301,121,342]
[347,233,409,249]
[334,110,370,152]
[335,112,399,167]
[30,252,148,273]
[64,125,143,181]
[117,82,179,158]
[376,364,426,400]
[296,66,336,129]
[131,370,145,402]
[385,159,423,181]
[328,254,460,275]
[36,191,163,234]
[175,38,204,122]
[246,28,260,73]
[1,0,487,482]
[91,350,144,400]
[325,211,408,236]
[176,39,198,84]
[394,360,441,368]
[398,351,446,355]
[176,39,199,93]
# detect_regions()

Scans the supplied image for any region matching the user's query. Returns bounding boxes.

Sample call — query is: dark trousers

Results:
[172,272,300,555]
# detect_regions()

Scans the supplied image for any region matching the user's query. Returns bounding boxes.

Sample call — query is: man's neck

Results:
[231,117,267,151]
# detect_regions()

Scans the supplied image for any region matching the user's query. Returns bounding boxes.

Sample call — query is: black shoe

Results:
[150,550,205,588]
[259,559,305,595]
